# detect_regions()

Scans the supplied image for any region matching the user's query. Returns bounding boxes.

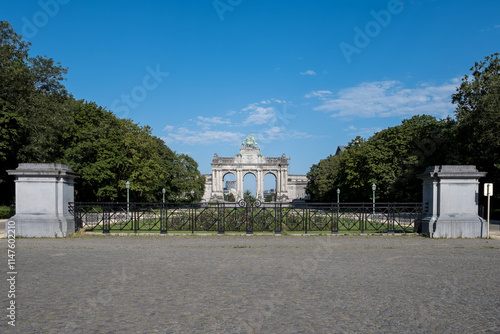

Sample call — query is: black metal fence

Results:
[71,201,423,234]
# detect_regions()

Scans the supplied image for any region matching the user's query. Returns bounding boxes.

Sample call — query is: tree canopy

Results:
[452,53,500,188]
[307,115,452,202]
[0,21,204,204]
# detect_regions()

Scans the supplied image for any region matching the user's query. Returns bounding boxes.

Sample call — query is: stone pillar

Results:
[7,163,79,237]
[418,165,487,238]
[236,169,243,200]
[257,170,264,199]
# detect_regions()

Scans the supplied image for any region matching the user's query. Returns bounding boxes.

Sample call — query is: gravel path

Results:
[1,234,500,333]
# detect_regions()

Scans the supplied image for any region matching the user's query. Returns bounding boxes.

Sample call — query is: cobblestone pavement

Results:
[1,234,499,334]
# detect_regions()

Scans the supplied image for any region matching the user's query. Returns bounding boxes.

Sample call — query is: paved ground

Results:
[0,233,499,333]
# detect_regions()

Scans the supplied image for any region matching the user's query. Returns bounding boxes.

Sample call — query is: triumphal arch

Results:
[202,134,307,202]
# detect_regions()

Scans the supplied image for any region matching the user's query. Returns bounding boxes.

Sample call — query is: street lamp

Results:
[336,188,340,233]
[161,187,167,234]
[372,183,376,221]
[126,181,130,221]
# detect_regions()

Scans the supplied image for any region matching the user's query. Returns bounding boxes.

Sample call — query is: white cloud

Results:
[163,127,244,145]
[196,116,230,127]
[255,127,313,142]
[300,70,317,76]
[243,106,275,125]
[163,125,174,132]
[162,98,312,146]
[305,90,333,99]
[344,125,383,137]
[308,80,458,119]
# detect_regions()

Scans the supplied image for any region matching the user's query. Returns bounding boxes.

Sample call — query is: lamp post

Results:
[126,181,130,221]
[161,187,167,234]
[336,188,340,234]
[372,183,376,221]
[277,164,281,202]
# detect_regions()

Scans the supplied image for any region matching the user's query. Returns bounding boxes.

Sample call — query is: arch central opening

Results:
[243,172,256,198]
[264,173,277,202]
[223,172,236,202]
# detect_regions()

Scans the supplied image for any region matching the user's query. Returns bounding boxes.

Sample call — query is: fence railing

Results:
[71,201,423,234]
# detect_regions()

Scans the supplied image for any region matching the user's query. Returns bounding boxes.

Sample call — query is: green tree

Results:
[64,100,205,202]
[306,154,341,202]
[225,193,236,202]
[63,100,127,201]
[243,189,256,204]
[264,194,274,202]
[0,21,71,203]
[166,154,205,202]
[307,115,452,202]
[452,53,500,202]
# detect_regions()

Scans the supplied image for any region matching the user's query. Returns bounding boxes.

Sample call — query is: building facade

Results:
[202,134,308,202]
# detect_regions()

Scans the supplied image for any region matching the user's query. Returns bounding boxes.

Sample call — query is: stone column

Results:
[418,165,487,238]
[236,169,243,200]
[276,169,282,199]
[211,168,217,198]
[257,170,264,199]
[216,170,222,193]
[7,163,79,237]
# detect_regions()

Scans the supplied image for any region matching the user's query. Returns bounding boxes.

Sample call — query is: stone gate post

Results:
[419,165,487,238]
[7,163,79,237]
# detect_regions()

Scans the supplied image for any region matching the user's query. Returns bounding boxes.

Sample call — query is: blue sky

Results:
[2,0,499,177]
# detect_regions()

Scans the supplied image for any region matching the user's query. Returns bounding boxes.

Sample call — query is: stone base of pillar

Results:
[420,214,487,238]
[8,214,75,238]
[7,163,79,238]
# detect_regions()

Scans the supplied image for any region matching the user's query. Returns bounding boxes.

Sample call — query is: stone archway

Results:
[205,134,291,202]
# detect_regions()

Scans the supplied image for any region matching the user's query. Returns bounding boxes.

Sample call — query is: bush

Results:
[0,206,13,219]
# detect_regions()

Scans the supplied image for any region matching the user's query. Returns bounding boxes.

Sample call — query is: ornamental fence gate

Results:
[70,201,423,235]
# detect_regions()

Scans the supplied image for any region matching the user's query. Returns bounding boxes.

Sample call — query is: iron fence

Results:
[71,201,423,234]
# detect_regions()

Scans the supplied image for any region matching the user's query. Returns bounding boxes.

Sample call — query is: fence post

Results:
[246,204,253,235]
[218,202,225,235]
[103,203,110,234]
[361,203,365,233]
[191,205,195,234]
[160,202,167,234]
[387,203,395,234]
[304,206,308,234]
[332,202,338,234]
